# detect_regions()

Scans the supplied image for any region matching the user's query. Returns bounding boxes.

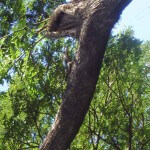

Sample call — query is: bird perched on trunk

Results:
[63,48,73,80]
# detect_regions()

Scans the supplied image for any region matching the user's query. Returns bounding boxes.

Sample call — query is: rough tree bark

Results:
[40,0,132,149]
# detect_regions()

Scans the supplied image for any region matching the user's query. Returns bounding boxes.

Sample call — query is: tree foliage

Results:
[0,0,150,149]
[71,29,150,150]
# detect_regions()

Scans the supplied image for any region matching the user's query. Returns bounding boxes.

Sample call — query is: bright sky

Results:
[0,0,150,92]
[114,0,150,41]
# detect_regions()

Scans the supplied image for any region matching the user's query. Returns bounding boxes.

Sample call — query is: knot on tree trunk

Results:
[40,0,88,39]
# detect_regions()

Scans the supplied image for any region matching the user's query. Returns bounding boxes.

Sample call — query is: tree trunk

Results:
[40,0,132,149]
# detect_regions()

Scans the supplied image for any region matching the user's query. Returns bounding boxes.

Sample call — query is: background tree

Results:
[71,29,150,150]
[0,0,67,149]
[1,0,149,150]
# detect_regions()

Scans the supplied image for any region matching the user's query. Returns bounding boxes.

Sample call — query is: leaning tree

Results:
[39,0,132,149]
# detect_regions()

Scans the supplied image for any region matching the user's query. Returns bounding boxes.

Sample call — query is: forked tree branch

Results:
[40,0,132,149]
